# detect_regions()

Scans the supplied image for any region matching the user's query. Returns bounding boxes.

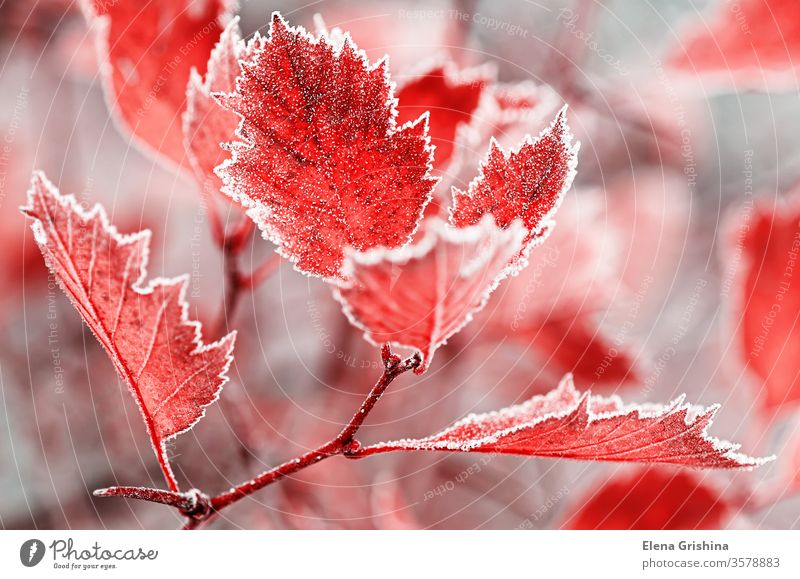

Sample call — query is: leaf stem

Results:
[207,211,281,473]
[200,185,226,249]
[215,242,245,338]
[213,217,281,338]
[155,442,180,493]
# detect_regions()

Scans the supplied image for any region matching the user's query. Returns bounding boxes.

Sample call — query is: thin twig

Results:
[214,218,282,338]
[95,345,421,529]
[93,486,211,519]
[215,244,245,338]
[207,346,420,515]
[209,213,281,470]
[200,184,226,249]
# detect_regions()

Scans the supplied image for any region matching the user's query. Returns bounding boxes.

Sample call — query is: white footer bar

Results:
[1,530,798,578]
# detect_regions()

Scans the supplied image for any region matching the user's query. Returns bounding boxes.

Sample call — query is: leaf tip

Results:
[269,11,289,37]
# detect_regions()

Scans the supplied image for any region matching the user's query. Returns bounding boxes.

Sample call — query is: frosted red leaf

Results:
[216,13,437,281]
[450,107,578,242]
[355,374,769,468]
[184,17,243,200]
[667,0,800,91]
[22,172,236,489]
[724,193,800,416]
[335,217,527,373]
[83,0,234,166]
[407,73,562,224]
[396,62,492,170]
[562,468,734,529]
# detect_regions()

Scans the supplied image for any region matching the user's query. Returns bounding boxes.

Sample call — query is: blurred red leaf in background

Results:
[667,0,800,91]
[562,467,734,529]
[83,0,234,166]
[724,191,800,417]
[184,17,243,201]
[396,61,492,170]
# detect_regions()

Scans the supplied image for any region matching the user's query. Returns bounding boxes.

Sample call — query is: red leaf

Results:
[396,62,492,170]
[725,193,800,416]
[355,374,769,468]
[336,110,578,372]
[83,0,234,166]
[667,0,800,91]
[562,468,735,529]
[450,107,578,242]
[526,316,641,387]
[184,17,242,200]
[335,218,527,373]
[431,79,559,220]
[216,13,437,281]
[22,172,236,489]
[401,71,559,221]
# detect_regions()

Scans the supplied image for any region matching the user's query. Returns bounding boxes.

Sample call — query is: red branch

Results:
[208,346,420,513]
[93,486,212,520]
[94,345,421,529]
